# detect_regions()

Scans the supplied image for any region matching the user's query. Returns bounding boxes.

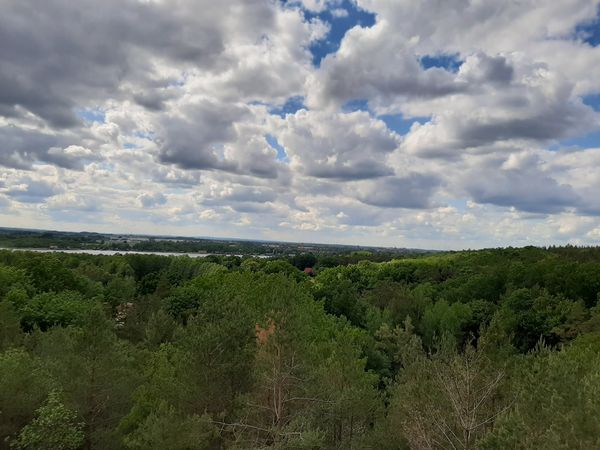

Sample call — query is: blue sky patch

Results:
[133,130,155,140]
[378,113,430,135]
[76,108,105,123]
[298,0,376,66]
[420,54,463,72]
[557,129,600,149]
[266,134,288,161]
[583,93,600,111]
[575,8,600,47]
[269,96,306,117]
[342,98,370,113]
[446,199,469,212]
[340,103,431,135]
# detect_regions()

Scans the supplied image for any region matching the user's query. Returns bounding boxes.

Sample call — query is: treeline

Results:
[0,229,416,259]
[1,247,600,449]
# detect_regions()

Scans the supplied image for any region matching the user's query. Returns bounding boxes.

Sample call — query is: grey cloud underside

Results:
[4,178,60,203]
[0,126,60,169]
[133,90,178,112]
[221,187,278,204]
[0,126,102,170]
[0,0,271,127]
[356,174,442,209]
[200,185,279,214]
[309,33,467,109]
[228,202,276,214]
[404,85,600,160]
[308,33,517,111]
[157,101,246,171]
[457,102,597,146]
[461,153,582,215]
[307,159,393,180]
[465,174,580,214]
[357,173,441,209]
[156,102,285,179]
[150,167,201,187]
[460,54,514,85]
[138,192,167,208]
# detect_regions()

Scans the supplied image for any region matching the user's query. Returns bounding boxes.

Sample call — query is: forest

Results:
[1,246,600,449]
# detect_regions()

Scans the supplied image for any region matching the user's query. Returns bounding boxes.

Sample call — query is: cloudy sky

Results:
[1,0,600,249]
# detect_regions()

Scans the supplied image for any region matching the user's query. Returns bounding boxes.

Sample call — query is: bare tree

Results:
[389,338,510,450]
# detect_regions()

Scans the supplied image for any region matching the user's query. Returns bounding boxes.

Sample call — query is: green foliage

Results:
[123,403,216,450]
[32,308,141,449]
[0,265,30,299]
[290,253,317,270]
[11,390,84,450]
[0,349,52,444]
[19,255,89,294]
[362,281,432,328]
[104,276,136,307]
[19,291,98,331]
[491,288,580,351]
[144,309,178,349]
[0,300,24,350]
[482,335,600,449]
[262,259,305,281]
[0,247,600,449]
[421,299,472,348]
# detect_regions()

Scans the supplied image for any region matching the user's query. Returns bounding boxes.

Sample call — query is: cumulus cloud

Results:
[46,146,101,171]
[305,21,466,111]
[355,174,442,209]
[273,109,399,180]
[0,0,225,127]
[0,126,63,169]
[331,8,349,18]
[354,0,597,54]
[401,61,600,158]
[46,193,100,212]
[464,168,580,215]
[138,192,167,208]
[4,177,61,203]
[156,100,248,171]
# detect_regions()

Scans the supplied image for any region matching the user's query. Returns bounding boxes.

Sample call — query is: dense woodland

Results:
[2,246,600,449]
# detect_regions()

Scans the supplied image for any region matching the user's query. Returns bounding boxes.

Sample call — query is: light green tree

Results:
[12,390,84,450]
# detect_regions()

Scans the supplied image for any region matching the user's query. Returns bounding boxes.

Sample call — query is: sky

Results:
[1,0,600,250]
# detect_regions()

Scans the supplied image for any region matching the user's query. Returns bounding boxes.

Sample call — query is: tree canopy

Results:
[1,246,600,449]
